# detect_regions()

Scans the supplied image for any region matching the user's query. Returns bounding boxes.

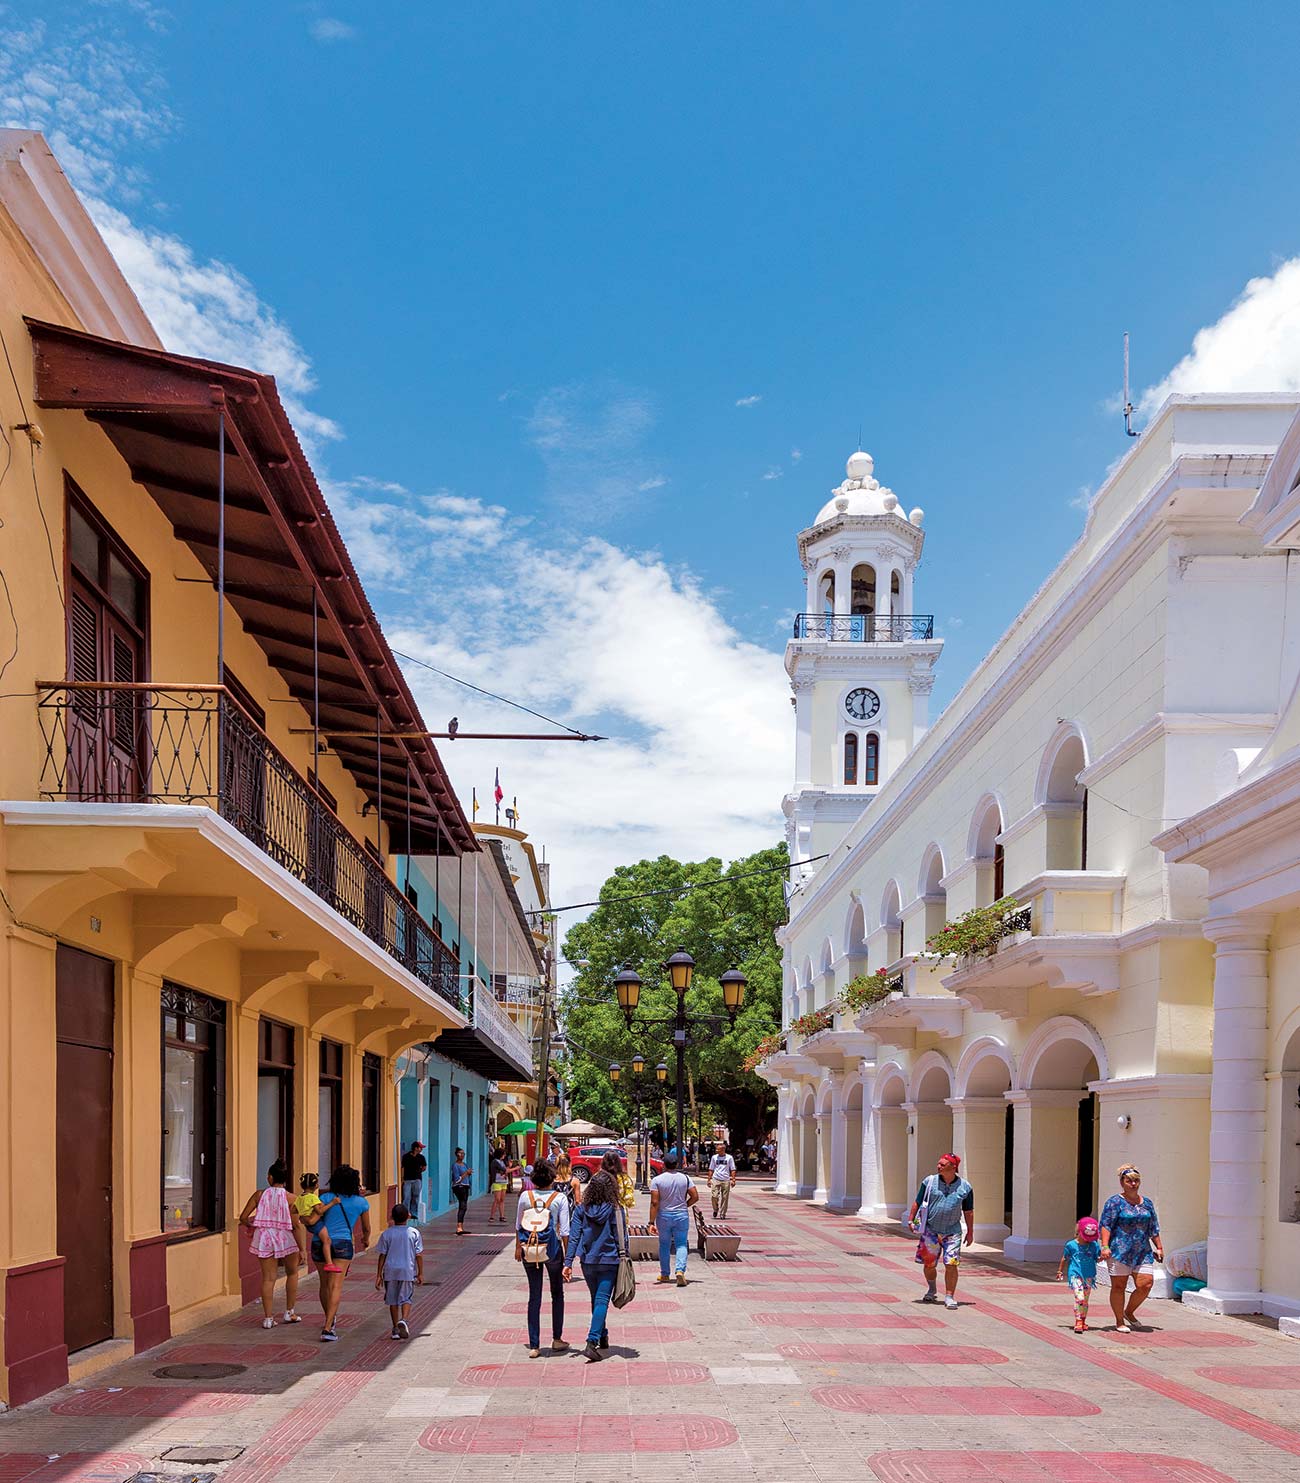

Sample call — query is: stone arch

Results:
[844,897,869,964]
[909,1051,955,1193]
[819,937,835,976]
[955,1035,1018,1098]
[880,879,903,962]
[1020,1015,1109,1089]
[873,1061,909,1217]
[908,1049,955,1104]
[816,1077,836,1115]
[1278,1019,1300,1223]
[1035,722,1090,870]
[918,843,947,942]
[967,793,1007,907]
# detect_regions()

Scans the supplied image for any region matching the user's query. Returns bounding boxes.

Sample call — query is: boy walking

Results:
[708,1142,737,1218]
[375,1202,423,1339]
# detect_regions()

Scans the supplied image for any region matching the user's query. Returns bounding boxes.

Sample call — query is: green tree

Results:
[558,845,787,1144]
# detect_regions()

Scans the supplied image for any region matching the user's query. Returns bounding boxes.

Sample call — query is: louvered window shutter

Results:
[69,591,100,723]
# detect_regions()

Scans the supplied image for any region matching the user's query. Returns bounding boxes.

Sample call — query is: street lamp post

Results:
[613,949,747,1159]
[608,1054,667,1190]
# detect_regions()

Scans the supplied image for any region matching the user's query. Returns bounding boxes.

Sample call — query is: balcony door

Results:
[65,488,148,802]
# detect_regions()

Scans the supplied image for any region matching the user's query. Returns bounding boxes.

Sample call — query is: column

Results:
[821,1072,846,1208]
[905,1100,953,1197]
[909,673,934,744]
[949,1096,1008,1245]
[876,1106,909,1218]
[878,567,894,620]
[797,1108,818,1199]
[1004,1089,1082,1262]
[832,561,851,616]
[775,1085,798,1195]
[856,1069,882,1219]
[123,967,169,1353]
[233,1007,261,1303]
[792,680,813,787]
[1187,915,1272,1314]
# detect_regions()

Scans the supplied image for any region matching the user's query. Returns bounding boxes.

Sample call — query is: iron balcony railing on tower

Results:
[792,613,934,641]
[35,680,461,1008]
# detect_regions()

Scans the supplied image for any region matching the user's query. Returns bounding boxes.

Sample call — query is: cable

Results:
[392,647,588,738]
[0,414,18,685]
[539,853,829,915]
[0,322,61,604]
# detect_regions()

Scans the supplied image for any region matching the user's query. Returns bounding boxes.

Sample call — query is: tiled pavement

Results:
[4,1179,1300,1481]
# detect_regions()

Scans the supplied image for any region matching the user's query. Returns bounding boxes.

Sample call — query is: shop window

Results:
[162,984,226,1236]
[361,1052,382,1193]
[319,1039,344,1178]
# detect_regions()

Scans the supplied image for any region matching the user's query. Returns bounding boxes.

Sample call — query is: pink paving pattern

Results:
[419,1415,739,1454]
[867,1453,1234,1482]
[481,1325,693,1344]
[0,1458,147,1483]
[1195,1365,1300,1389]
[814,1385,1099,1416]
[753,1311,939,1329]
[776,1342,1009,1365]
[459,1361,710,1388]
[228,1311,354,1328]
[499,1297,681,1314]
[163,1343,319,1364]
[50,1389,255,1418]
[734,1289,901,1303]
[714,1272,847,1283]
[1099,1328,1255,1349]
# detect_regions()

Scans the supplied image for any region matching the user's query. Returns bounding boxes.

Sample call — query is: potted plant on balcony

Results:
[789,1007,835,1040]
[743,1032,787,1073]
[924,897,1026,964]
[839,967,893,1015]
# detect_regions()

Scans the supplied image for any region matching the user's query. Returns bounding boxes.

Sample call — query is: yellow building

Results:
[0,133,474,1404]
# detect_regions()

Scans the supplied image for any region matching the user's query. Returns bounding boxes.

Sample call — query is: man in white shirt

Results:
[648,1154,699,1286]
[708,1142,737,1218]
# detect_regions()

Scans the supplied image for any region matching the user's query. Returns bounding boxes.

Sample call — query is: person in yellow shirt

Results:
[601,1150,636,1209]
[295,1173,341,1270]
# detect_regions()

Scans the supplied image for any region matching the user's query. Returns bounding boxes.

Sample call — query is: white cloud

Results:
[637,475,668,492]
[735,394,762,407]
[947,616,964,629]
[1140,257,1300,413]
[525,381,659,521]
[1069,484,1092,512]
[790,448,802,462]
[761,468,783,481]
[309,17,357,42]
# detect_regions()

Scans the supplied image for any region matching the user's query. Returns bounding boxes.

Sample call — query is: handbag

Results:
[611,1206,637,1309]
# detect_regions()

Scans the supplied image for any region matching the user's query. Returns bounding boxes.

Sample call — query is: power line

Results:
[392,647,589,738]
[542,853,828,915]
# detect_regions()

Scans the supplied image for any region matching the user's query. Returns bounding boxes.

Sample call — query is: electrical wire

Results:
[539,853,829,916]
[392,647,588,738]
[0,322,62,604]
[0,411,19,686]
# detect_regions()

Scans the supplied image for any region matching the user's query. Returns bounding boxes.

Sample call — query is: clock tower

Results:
[783,450,943,872]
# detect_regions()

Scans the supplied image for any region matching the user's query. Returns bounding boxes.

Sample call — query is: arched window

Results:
[850,564,876,615]
[844,731,858,785]
[994,842,1005,900]
[1040,729,1089,871]
[864,732,880,785]
[818,569,835,614]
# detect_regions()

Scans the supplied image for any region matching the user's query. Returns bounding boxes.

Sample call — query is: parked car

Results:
[567,1145,664,1183]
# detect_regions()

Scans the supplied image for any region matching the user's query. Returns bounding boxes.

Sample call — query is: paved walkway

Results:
[4,1178,1300,1481]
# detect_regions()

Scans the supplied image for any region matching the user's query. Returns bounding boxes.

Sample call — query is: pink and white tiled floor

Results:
[3,1180,1299,1481]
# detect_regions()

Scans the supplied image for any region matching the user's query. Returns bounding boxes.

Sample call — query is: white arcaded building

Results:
[762,399,1300,1323]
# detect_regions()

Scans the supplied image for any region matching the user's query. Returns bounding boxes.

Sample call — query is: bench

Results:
[693,1206,742,1260]
[625,1223,660,1261]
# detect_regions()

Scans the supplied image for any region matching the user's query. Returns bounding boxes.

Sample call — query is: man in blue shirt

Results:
[907,1153,974,1310]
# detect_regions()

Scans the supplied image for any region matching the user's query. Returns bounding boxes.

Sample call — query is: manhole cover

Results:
[153,1363,246,1380]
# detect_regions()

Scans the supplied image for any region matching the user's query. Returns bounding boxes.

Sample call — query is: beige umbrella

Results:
[553,1119,618,1138]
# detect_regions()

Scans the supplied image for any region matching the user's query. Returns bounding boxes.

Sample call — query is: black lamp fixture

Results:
[614,965,643,1023]
[664,946,695,995]
[719,967,749,1021]
[655,1061,668,1083]
[608,1061,621,1084]
[631,1052,645,1076]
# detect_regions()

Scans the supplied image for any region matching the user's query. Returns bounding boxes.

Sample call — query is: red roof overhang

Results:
[26,316,475,857]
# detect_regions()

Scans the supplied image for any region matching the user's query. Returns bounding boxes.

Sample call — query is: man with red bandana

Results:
[907,1153,974,1310]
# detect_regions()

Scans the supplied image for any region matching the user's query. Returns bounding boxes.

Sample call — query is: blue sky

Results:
[7,1,1300,905]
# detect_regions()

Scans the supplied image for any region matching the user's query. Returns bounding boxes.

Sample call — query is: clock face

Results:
[844,687,880,722]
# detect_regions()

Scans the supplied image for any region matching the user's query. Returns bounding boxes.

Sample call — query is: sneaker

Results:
[675,1273,687,1287]
[320,1327,338,1342]
[921,1291,939,1303]
[655,1275,672,1284]
[551,1339,570,1353]
[598,1335,609,1350]
[261,1317,276,1330]
[397,1320,410,1339]
[944,1296,958,1310]
[283,1310,301,1324]
[391,1328,402,1341]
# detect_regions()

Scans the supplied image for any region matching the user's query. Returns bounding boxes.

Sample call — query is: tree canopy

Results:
[555,844,787,1142]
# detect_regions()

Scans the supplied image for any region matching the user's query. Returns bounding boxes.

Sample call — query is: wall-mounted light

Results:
[1116,1114,1131,1130]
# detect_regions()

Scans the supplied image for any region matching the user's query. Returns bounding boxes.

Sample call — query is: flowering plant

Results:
[925,897,1024,960]
[789,1007,834,1039]
[743,1032,786,1073]
[838,967,893,1014]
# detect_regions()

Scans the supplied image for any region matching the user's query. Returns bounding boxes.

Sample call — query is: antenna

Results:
[1123,332,1138,438]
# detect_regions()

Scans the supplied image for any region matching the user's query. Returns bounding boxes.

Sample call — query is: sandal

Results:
[1073,1320,1084,1334]
[1114,1322,1132,1333]
[322,1263,342,1273]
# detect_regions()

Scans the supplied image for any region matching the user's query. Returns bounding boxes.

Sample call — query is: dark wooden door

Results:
[56,945,115,1353]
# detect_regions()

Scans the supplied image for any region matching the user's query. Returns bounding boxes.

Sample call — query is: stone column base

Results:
[1183,1286,1300,1319]
[775,1181,799,1196]
[973,1223,1009,1246]
[1003,1235,1066,1263]
[811,1186,830,1205]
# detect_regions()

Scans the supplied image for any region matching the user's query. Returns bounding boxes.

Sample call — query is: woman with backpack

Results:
[514,1159,569,1358]
[563,1167,624,1362]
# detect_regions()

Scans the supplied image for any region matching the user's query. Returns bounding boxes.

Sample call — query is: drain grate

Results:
[153,1362,246,1380]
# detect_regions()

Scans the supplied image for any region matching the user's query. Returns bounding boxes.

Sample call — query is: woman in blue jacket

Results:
[563,1167,623,1362]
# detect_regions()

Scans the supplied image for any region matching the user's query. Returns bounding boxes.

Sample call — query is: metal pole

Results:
[311,588,320,779]
[375,707,382,857]
[534,946,553,1162]
[216,407,226,684]
[674,993,686,1160]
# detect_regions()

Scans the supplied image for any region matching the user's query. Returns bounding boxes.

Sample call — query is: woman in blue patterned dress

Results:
[1099,1164,1164,1331]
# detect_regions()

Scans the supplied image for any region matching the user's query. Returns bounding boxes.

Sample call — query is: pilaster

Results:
[1004,1088,1084,1263]
[948,1095,1009,1244]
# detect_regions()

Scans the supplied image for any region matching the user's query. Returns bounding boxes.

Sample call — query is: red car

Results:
[567,1145,664,1184]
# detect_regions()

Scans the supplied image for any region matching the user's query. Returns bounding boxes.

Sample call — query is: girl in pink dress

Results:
[238,1160,305,1327]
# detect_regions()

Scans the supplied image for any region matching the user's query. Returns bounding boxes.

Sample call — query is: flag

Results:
[493,768,504,806]
[472,787,479,818]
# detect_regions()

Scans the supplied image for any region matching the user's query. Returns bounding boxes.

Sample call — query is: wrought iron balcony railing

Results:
[999,904,1034,940]
[36,682,460,1008]
[792,613,934,641]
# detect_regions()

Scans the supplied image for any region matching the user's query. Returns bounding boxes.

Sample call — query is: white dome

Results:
[846,450,874,481]
[813,450,908,525]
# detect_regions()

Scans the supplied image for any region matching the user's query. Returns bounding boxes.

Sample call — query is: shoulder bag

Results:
[612,1205,637,1309]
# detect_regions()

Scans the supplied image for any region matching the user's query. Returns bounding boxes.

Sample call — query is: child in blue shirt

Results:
[1057,1216,1101,1333]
